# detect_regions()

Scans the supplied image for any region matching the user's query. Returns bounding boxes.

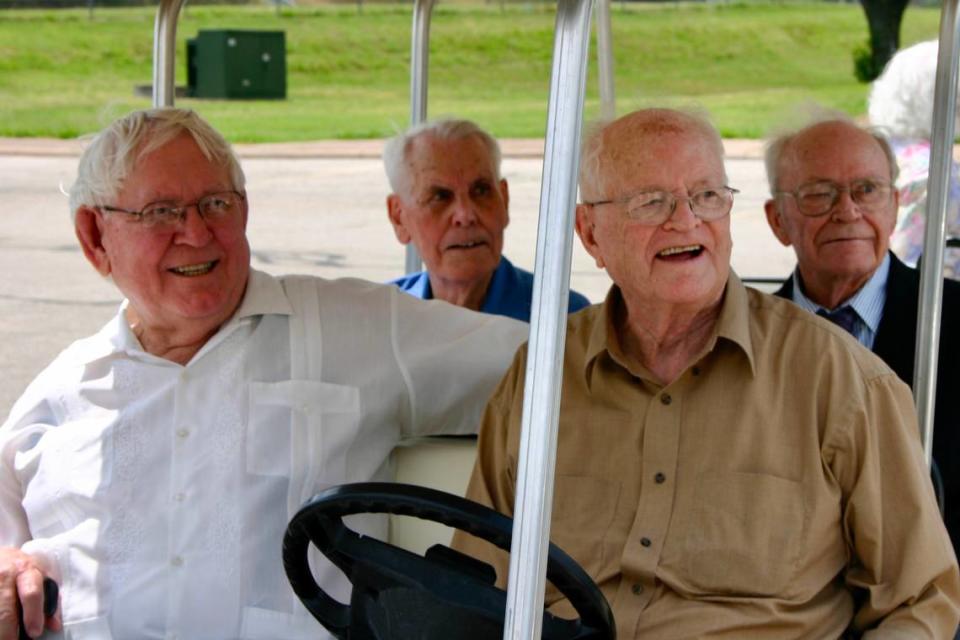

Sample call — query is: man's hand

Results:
[0,547,60,639]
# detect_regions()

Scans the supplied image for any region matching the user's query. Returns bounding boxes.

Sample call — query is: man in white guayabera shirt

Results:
[0,107,527,640]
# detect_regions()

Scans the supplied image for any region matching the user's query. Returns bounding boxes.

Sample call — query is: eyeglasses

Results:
[101,190,246,229]
[775,179,892,217]
[583,186,738,226]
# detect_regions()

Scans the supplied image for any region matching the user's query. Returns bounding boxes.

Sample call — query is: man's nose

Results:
[663,197,699,231]
[450,196,479,226]
[176,205,214,245]
[830,189,862,221]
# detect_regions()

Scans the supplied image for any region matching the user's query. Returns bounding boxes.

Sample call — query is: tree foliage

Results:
[855,0,911,82]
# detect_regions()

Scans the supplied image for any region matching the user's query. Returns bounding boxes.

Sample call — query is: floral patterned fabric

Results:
[890,138,960,279]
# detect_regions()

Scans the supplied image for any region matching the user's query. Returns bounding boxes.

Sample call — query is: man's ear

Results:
[575,204,605,269]
[499,178,510,228]
[74,206,112,277]
[386,194,412,245]
[764,198,793,248]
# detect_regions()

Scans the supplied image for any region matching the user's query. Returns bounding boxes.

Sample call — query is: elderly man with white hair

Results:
[0,108,527,639]
[454,107,960,637]
[383,118,590,322]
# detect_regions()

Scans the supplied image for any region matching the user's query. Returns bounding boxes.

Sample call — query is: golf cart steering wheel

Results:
[283,482,615,640]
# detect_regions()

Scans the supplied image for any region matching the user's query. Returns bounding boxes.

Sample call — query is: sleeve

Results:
[449,346,528,588]
[0,389,59,548]
[830,372,960,636]
[389,287,529,438]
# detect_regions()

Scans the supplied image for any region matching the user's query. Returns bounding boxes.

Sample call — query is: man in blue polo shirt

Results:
[383,118,590,322]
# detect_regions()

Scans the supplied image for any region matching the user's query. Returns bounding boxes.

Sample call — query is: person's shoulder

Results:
[746,288,895,382]
[272,273,404,314]
[3,318,118,430]
[498,257,591,312]
[387,270,428,293]
[567,289,592,311]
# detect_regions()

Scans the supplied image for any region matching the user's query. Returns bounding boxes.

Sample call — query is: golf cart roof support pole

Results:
[502,0,593,638]
[915,0,960,466]
[404,0,436,275]
[152,0,185,108]
[594,0,615,120]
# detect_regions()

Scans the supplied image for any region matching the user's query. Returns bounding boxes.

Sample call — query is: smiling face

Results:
[75,132,251,342]
[764,121,898,307]
[576,111,732,318]
[387,133,509,300]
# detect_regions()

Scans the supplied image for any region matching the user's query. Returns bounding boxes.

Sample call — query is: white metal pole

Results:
[502,0,593,637]
[915,0,960,465]
[153,0,186,107]
[405,0,435,274]
[594,0,615,120]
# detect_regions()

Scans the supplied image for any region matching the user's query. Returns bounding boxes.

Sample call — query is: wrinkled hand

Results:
[0,547,60,640]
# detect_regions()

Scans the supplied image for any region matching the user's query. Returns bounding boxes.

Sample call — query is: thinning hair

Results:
[382,118,502,197]
[764,108,899,195]
[578,107,725,201]
[69,108,245,219]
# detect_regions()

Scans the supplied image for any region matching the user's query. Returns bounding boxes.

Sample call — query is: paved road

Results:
[0,139,796,413]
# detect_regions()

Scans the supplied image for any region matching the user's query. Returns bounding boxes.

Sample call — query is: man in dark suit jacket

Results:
[765,116,960,552]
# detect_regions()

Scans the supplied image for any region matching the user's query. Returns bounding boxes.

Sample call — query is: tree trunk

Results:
[860,0,911,78]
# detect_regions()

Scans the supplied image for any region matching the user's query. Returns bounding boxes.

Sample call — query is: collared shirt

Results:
[453,275,960,638]
[791,252,890,348]
[389,255,591,322]
[0,269,527,640]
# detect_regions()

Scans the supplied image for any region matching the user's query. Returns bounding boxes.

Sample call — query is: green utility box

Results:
[187,30,286,99]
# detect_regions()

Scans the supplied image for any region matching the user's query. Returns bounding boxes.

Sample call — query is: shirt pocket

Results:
[681,470,805,597]
[549,474,621,581]
[247,380,360,481]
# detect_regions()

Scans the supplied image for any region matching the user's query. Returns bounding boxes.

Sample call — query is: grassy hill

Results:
[0,1,942,140]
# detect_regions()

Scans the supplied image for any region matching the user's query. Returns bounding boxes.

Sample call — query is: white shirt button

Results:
[171,556,184,567]
[173,492,186,502]
[176,428,190,439]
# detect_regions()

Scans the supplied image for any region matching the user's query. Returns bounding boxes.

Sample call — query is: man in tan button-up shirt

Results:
[452,108,960,637]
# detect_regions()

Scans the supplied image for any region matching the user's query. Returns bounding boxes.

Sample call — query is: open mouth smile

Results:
[657,244,704,260]
[169,260,218,276]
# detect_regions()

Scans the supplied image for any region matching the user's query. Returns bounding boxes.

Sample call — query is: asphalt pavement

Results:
[0,137,796,413]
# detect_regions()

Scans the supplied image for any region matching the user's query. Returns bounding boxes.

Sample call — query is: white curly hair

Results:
[868,39,960,140]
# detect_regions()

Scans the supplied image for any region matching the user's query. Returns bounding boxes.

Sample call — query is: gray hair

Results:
[382,118,502,197]
[764,108,899,195]
[69,108,245,219]
[578,107,725,201]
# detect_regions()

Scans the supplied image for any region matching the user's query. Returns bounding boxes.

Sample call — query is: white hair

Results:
[69,108,245,220]
[382,118,502,197]
[868,39,960,140]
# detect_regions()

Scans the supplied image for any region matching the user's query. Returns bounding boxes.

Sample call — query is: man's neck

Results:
[617,295,724,386]
[796,268,872,310]
[428,271,495,312]
[125,308,225,366]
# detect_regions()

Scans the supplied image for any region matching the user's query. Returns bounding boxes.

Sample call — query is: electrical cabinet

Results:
[187,30,286,99]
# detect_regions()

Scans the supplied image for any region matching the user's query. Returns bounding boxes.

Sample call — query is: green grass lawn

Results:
[0,1,942,140]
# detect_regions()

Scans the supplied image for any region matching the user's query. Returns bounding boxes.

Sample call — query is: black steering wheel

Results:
[282,482,615,640]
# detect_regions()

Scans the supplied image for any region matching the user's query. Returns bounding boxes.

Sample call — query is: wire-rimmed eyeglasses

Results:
[100,190,246,229]
[583,186,738,226]
[775,179,892,217]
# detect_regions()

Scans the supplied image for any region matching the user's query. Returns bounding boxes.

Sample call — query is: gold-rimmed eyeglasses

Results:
[100,190,246,229]
[775,179,892,217]
[583,186,738,226]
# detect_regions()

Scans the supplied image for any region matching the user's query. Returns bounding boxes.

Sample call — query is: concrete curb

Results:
[0,136,766,159]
